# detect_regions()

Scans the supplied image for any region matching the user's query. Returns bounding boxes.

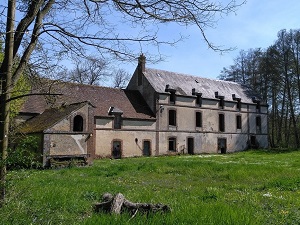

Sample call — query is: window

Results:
[219,98,224,109]
[168,137,176,152]
[237,100,241,111]
[169,109,176,126]
[170,91,176,104]
[219,114,225,132]
[114,115,122,129]
[256,116,261,134]
[73,115,83,131]
[236,115,242,130]
[256,102,261,113]
[196,95,202,107]
[196,112,202,128]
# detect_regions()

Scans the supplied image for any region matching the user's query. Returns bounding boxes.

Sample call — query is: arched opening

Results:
[73,115,84,131]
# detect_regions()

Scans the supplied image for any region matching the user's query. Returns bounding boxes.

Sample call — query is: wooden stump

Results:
[94,192,171,215]
[110,193,125,214]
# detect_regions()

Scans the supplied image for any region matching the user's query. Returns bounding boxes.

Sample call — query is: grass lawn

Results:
[1,149,300,224]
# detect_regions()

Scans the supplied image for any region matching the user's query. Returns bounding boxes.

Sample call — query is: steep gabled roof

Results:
[20,80,155,119]
[144,68,258,104]
[19,101,91,133]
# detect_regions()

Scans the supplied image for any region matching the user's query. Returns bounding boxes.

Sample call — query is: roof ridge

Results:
[145,67,239,85]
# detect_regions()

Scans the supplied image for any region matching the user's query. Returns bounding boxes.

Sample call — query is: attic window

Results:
[114,115,122,129]
[237,100,241,111]
[219,97,224,109]
[170,91,176,104]
[73,115,83,132]
[156,73,161,77]
[215,92,225,109]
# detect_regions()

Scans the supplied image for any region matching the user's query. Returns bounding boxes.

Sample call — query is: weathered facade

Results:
[17,55,268,166]
[127,55,268,155]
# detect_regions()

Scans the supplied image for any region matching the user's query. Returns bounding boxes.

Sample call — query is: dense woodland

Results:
[219,29,300,148]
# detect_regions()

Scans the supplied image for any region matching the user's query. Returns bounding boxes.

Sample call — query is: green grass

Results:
[2,149,300,224]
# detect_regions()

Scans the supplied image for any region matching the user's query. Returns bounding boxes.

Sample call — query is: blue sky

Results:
[123,0,300,79]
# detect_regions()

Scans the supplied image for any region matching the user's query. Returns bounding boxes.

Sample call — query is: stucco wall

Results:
[156,92,268,155]
[45,134,89,156]
[95,129,156,158]
[95,118,156,130]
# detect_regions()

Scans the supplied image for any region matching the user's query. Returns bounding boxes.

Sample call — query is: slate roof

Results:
[20,80,155,119]
[19,101,91,133]
[144,68,258,104]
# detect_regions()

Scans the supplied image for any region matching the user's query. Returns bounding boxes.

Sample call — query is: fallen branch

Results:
[94,192,171,215]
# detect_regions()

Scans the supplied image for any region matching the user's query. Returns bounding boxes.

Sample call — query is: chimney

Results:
[138,54,146,73]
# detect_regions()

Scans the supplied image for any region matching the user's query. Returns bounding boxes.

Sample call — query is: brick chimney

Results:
[138,54,146,73]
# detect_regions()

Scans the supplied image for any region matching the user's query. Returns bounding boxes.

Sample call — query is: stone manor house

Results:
[17,55,268,166]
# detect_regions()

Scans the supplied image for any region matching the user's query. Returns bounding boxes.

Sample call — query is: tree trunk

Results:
[94,193,171,215]
[0,0,15,207]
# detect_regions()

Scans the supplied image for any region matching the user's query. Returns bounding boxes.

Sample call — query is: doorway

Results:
[217,138,227,154]
[143,140,151,156]
[187,137,194,154]
[112,140,122,159]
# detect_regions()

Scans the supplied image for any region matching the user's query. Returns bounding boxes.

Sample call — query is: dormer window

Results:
[192,89,202,107]
[108,106,123,129]
[252,97,261,113]
[232,94,241,111]
[256,102,261,113]
[196,95,202,107]
[73,115,83,132]
[169,91,176,104]
[165,84,176,104]
[215,91,224,109]
[114,115,122,129]
[219,98,224,109]
[237,100,241,111]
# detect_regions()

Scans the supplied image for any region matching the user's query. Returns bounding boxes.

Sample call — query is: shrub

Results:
[7,136,41,170]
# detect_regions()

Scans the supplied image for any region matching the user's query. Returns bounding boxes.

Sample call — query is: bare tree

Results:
[65,56,109,85]
[111,69,131,88]
[0,0,245,205]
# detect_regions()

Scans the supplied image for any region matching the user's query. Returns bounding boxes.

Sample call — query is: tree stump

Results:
[94,192,171,215]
